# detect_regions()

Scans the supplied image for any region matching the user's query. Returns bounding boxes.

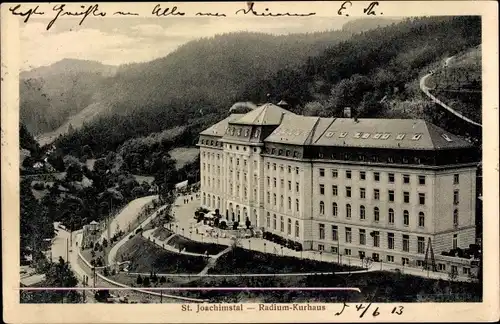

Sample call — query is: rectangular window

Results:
[373,231,380,247]
[346,170,352,179]
[273,194,277,205]
[419,193,426,205]
[332,225,338,241]
[389,173,395,183]
[346,187,351,198]
[454,190,459,205]
[388,233,395,250]
[403,235,410,252]
[438,263,446,271]
[419,175,426,185]
[267,176,270,186]
[296,199,299,212]
[273,163,276,170]
[280,179,284,187]
[332,169,338,178]
[267,192,270,203]
[318,244,324,251]
[319,184,325,195]
[454,174,460,184]
[360,188,366,199]
[374,189,380,200]
[388,190,395,202]
[451,265,458,275]
[403,174,410,184]
[344,248,352,256]
[288,166,291,173]
[319,224,325,240]
[295,167,299,175]
[331,247,338,254]
[273,178,277,187]
[332,185,338,196]
[319,168,325,177]
[374,172,380,181]
[404,191,410,203]
[402,257,410,266]
[267,162,270,170]
[418,237,425,254]
[288,181,292,190]
[463,267,470,275]
[453,234,458,249]
[296,182,299,193]
[387,255,394,263]
[360,171,366,180]
[345,227,352,243]
[359,229,366,245]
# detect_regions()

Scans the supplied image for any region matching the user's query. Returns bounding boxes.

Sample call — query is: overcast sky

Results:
[20,16,358,71]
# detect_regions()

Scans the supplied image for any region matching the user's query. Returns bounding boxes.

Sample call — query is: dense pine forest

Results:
[48,16,481,157]
[19,16,482,266]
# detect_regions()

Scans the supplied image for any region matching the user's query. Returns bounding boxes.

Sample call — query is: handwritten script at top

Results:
[8,2,383,31]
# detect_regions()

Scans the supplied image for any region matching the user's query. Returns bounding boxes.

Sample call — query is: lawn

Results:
[116,236,208,274]
[168,147,199,169]
[209,247,362,274]
[151,227,174,241]
[171,271,482,303]
[167,235,228,255]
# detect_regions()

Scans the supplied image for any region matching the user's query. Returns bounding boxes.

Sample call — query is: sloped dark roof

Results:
[199,114,244,137]
[232,103,294,126]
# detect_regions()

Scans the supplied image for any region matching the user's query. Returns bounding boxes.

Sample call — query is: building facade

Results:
[198,103,479,270]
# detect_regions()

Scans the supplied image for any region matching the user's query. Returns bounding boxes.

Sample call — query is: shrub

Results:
[129,234,134,240]
[103,267,109,276]
[137,275,143,285]
[143,277,150,287]
[159,276,166,283]
[111,269,116,276]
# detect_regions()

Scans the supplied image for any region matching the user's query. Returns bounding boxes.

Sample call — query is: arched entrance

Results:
[236,205,241,222]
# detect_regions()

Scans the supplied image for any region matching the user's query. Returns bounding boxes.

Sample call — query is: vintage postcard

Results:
[1,1,499,323]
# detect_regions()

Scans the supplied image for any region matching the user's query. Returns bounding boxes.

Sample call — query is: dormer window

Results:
[354,132,362,139]
[339,132,348,138]
[254,129,260,138]
[381,133,391,140]
[412,134,422,140]
[373,133,382,139]
[237,129,241,136]
[244,129,250,137]
[325,132,334,138]
[396,134,405,140]
[361,133,370,139]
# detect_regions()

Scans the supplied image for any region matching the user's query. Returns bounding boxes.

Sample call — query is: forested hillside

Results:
[20,59,118,135]
[52,16,480,157]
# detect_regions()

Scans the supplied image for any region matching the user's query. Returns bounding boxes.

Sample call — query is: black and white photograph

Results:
[2,1,498,323]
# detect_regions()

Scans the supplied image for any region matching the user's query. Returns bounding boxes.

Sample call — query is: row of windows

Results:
[318,224,429,253]
[266,213,300,237]
[267,193,301,212]
[267,178,301,192]
[318,204,431,227]
[265,147,300,158]
[318,168,461,185]
[319,186,431,204]
[266,162,301,175]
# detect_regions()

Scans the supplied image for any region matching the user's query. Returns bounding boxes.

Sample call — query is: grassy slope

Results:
[116,235,207,274]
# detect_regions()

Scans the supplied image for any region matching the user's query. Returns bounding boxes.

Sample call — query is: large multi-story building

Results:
[197,103,480,269]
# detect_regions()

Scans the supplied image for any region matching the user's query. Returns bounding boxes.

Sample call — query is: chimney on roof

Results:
[343,107,352,118]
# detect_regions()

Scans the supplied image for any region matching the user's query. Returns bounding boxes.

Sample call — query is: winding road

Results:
[419,57,482,127]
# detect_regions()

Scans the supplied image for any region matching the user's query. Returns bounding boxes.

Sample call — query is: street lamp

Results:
[248,239,251,250]
[201,233,204,243]
[280,246,283,256]
[176,225,178,233]
[182,228,184,236]
[264,242,266,253]
[189,230,192,239]
[320,251,323,262]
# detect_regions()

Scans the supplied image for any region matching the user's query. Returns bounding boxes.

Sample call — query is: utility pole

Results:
[66,238,69,262]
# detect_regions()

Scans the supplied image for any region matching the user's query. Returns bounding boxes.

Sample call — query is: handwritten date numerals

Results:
[392,306,404,315]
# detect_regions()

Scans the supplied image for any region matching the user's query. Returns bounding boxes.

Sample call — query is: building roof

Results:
[200,114,244,137]
[232,103,294,126]
[311,118,472,150]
